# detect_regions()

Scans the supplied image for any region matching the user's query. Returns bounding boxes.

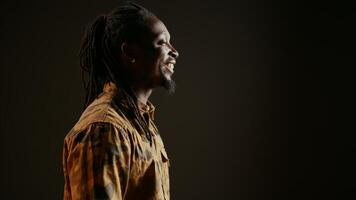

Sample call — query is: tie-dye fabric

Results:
[63,82,170,200]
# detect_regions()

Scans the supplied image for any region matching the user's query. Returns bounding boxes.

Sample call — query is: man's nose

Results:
[168,45,179,59]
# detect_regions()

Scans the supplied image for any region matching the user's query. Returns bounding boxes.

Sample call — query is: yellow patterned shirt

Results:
[63,82,170,200]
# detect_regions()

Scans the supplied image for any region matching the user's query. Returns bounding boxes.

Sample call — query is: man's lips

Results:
[163,61,176,74]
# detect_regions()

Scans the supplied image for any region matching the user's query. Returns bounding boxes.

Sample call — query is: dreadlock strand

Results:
[79,15,107,108]
[78,3,157,140]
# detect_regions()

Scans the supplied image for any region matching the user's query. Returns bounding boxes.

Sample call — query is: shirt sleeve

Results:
[63,122,131,200]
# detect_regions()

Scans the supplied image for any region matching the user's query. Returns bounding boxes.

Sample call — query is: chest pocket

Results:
[158,143,170,200]
[160,147,170,167]
[154,134,170,166]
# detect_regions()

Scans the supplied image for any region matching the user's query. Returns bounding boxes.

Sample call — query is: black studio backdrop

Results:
[0,0,355,199]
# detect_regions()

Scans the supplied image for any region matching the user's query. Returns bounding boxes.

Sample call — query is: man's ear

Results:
[120,42,135,63]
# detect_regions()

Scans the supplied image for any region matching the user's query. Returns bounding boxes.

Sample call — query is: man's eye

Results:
[158,40,166,45]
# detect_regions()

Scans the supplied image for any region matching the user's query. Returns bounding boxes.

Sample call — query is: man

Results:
[62,2,179,200]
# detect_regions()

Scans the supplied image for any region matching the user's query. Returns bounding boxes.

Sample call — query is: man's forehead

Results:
[145,16,170,38]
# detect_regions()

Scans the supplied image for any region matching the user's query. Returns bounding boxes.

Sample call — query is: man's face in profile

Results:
[128,16,179,93]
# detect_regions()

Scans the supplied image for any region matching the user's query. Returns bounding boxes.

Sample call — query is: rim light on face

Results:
[163,63,174,74]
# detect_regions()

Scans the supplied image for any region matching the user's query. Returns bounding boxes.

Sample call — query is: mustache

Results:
[165,58,176,64]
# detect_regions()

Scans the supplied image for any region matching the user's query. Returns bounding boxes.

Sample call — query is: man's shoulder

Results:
[64,96,132,142]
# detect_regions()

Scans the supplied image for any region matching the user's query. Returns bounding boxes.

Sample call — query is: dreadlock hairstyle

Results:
[79,2,156,141]
[80,2,154,107]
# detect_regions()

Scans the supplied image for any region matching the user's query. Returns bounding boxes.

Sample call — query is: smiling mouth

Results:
[163,63,174,74]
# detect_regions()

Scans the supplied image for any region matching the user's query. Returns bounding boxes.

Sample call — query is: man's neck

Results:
[131,86,153,105]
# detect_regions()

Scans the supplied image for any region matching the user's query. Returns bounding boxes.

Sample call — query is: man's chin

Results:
[162,77,176,94]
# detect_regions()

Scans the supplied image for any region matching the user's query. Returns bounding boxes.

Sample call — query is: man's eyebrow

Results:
[155,32,169,40]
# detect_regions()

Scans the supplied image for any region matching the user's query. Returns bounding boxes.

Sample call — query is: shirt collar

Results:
[137,100,156,120]
[103,81,156,120]
[103,81,118,95]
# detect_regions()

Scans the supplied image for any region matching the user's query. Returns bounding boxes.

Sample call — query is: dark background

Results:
[0,0,355,199]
